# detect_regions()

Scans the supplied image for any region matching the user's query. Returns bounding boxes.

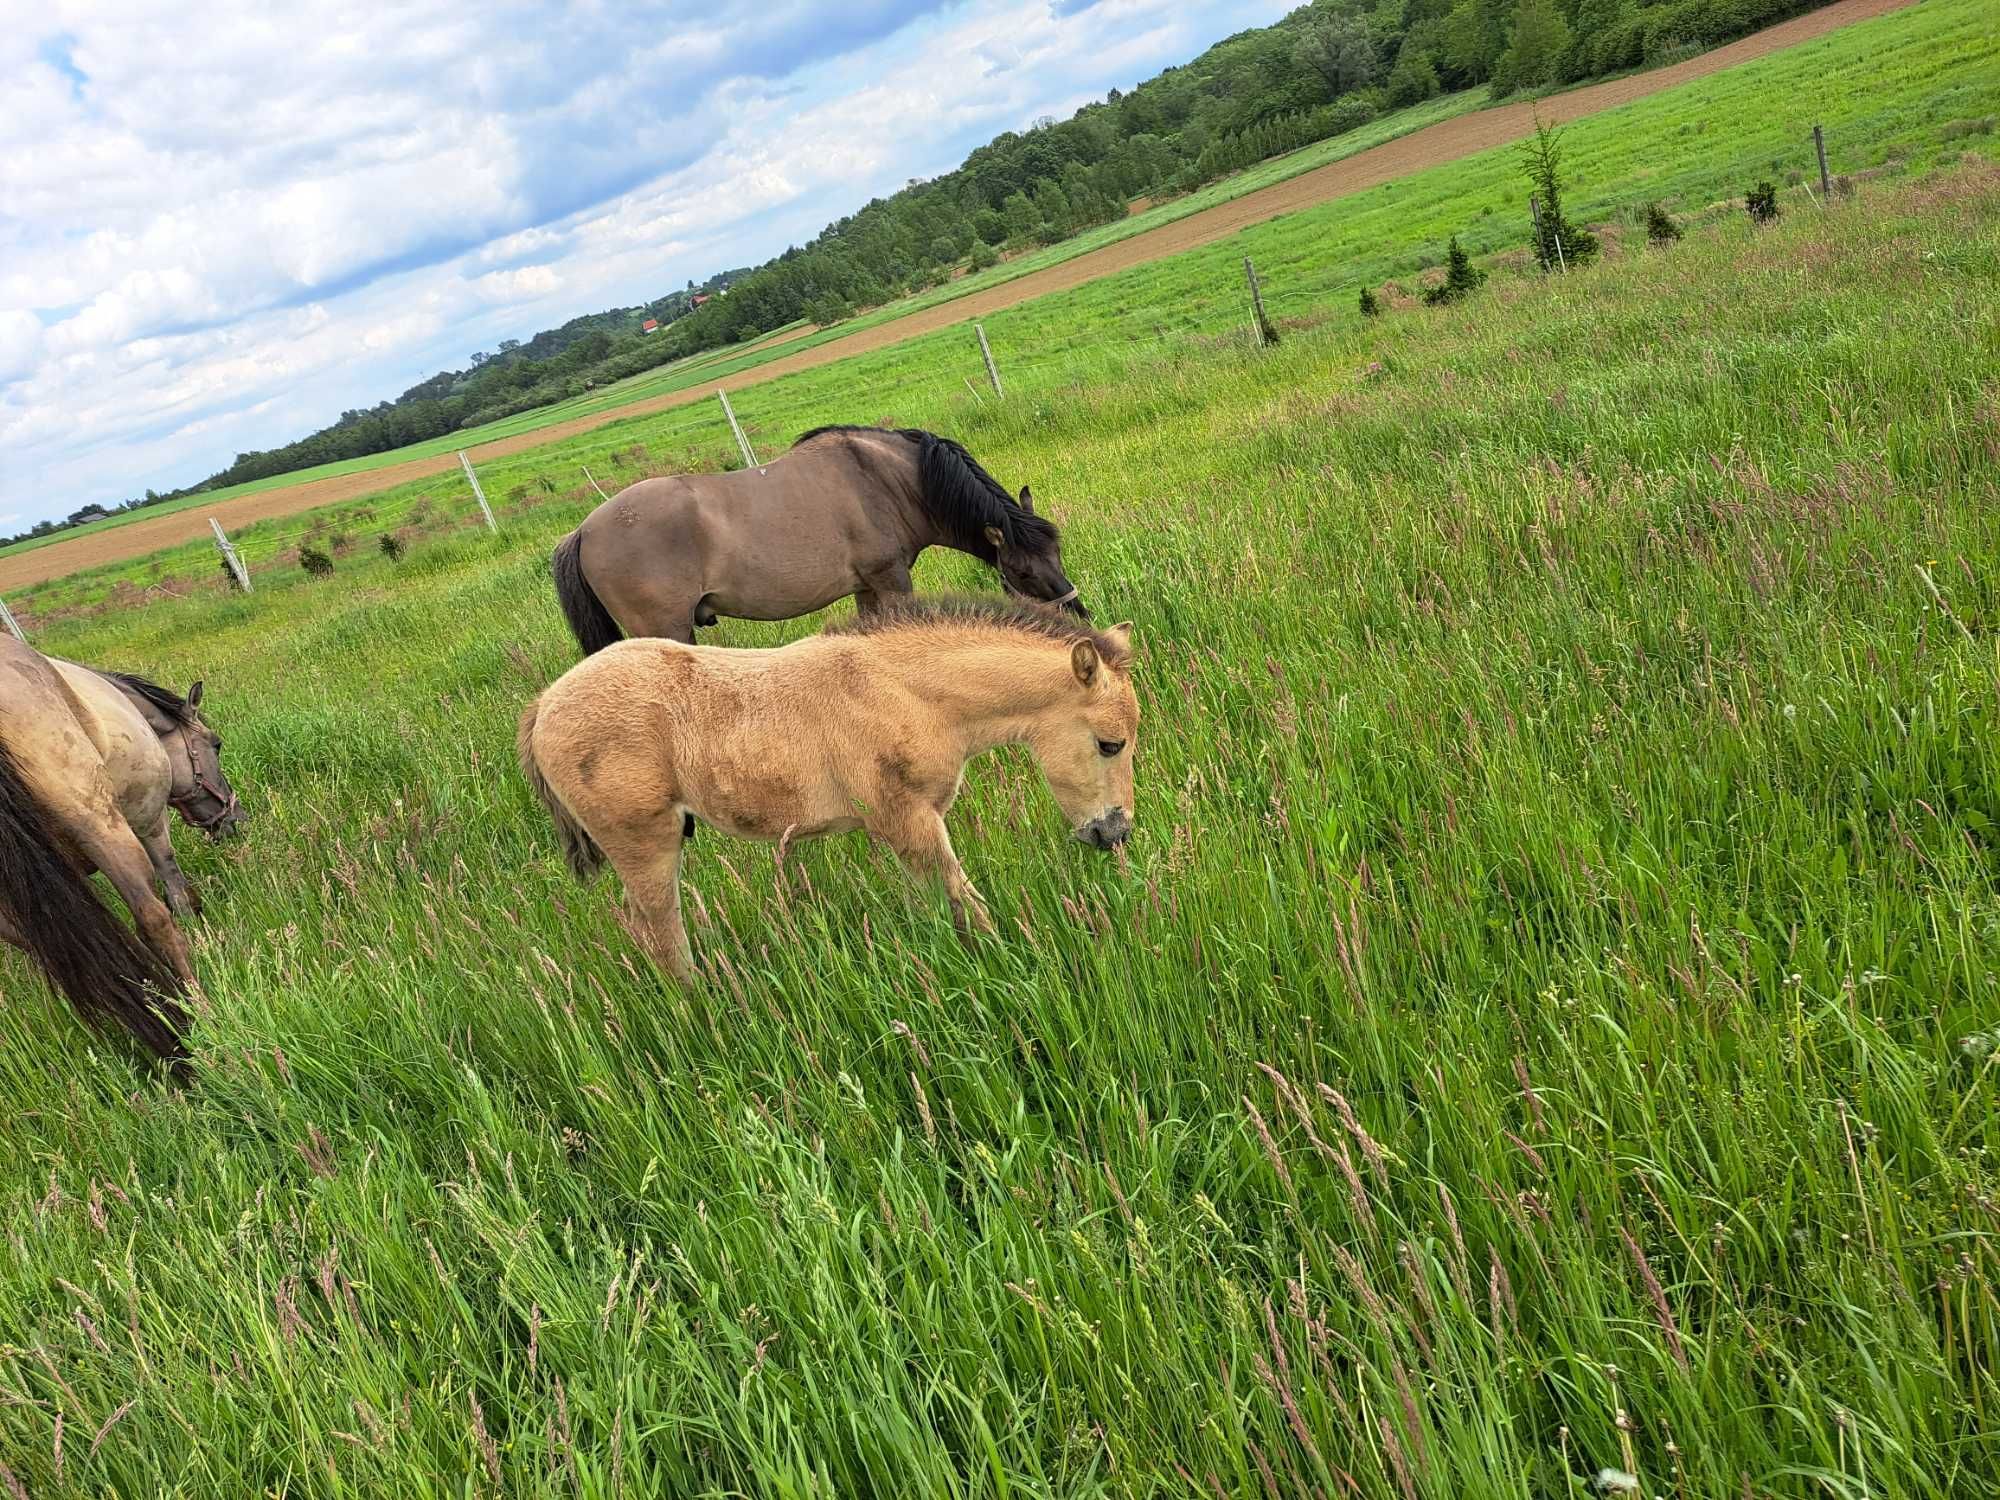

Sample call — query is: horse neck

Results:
[847,432,946,555]
[867,632,1070,753]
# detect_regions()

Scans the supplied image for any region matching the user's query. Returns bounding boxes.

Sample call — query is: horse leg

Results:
[139,815,199,918]
[598,814,697,983]
[854,562,914,618]
[0,911,22,951]
[875,806,995,940]
[71,821,197,989]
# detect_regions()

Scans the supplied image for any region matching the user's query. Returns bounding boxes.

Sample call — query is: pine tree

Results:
[1359,286,1382,317]
[1423,237,1487,304]
[1518,115,1599,270]
[1643,201,1681,244]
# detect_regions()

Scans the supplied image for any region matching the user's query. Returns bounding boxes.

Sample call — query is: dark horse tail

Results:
[552,530,622,656]
[0,732,187,1062]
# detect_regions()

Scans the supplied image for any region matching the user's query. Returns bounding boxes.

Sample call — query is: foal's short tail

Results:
[0,732,187,1062]
[552,530,623,657]
[517,698,605,882]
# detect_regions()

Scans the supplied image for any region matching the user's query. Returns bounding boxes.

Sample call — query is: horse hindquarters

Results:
[0,734,188,1061]
[520,668,697,980]
[552,530,624,656]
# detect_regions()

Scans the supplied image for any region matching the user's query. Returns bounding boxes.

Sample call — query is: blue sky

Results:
[0,0,1293,532]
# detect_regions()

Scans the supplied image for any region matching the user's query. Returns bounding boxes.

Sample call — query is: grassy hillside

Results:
[4,135,1999,1499]
[0,90,1494,565]
[7,0,1988,612]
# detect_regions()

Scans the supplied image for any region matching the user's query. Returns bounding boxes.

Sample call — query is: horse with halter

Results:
[550,425,1086,653]
[0,638,245,1063]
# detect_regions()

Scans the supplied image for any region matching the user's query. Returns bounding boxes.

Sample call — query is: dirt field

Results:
[1,0,1908,594]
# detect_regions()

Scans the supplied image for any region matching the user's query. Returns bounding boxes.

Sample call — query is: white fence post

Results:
[0,597,24,643]
[717,389,756,468]
[210,518,252,593]
[976,323,1005,399]
[458,451,499,532]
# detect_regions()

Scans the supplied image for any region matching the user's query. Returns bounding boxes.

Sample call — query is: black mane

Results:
[793,425,1059,559]
[101,671,195,725]
[825,594,1127,667]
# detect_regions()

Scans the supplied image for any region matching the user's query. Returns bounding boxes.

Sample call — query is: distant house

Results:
[642,318,659,334]
[691,294,710,307]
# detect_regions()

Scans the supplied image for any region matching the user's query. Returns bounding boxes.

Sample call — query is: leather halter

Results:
[1003,579,1081,610]
[167,722,240,831]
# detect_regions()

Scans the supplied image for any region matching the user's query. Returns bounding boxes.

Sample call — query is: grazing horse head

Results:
[1023,619,1137,850]
[110,673,246,839]
[168,681,246,839]
[983,486,1087,619]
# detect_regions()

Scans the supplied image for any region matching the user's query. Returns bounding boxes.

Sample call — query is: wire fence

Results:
[9,125,1850,637]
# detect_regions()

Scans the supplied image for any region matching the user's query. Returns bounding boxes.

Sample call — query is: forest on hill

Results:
[13,0,1834,547]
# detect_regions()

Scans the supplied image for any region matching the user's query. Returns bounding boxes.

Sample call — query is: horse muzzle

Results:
[178,791,247,840]
[1074,808,1131,851]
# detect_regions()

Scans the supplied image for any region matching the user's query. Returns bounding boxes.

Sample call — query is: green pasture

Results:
[3,2,2000,1492]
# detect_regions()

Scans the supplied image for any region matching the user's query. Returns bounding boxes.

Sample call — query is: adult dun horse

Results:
[550,425,1087,653]
[519,598,1137,981]
[0,638,245,1061]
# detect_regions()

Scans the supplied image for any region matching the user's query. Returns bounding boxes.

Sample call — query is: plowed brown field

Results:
[1,0,1909,593]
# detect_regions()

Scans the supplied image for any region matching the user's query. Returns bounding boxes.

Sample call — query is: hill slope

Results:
[0,0,1931,593]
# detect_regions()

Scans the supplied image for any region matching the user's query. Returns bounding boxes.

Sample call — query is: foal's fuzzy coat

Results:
[519,599,1138,980]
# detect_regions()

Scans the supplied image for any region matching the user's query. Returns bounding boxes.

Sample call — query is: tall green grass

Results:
[3,153,1997,1493]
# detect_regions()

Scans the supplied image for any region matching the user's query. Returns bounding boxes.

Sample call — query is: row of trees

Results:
[12,0,1838,546]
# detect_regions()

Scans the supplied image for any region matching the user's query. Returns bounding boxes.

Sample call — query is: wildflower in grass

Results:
[1595,1471,1639,1495]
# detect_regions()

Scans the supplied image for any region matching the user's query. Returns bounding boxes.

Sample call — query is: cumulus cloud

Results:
[1,0,1286,524]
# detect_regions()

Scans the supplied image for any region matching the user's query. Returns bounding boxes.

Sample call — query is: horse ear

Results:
[1071,639,1099,688]
[1017,485,1035,514]
[1103,621,1133,653]
[187,680,204,708]
[983,524,1006,553]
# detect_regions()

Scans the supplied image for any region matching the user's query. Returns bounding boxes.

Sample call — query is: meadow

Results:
[0,85,1490,564]
[7,0,1988,619]
[5,6,2000,1496]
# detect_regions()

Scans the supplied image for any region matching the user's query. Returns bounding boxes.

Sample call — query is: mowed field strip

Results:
[0,0,1912,595]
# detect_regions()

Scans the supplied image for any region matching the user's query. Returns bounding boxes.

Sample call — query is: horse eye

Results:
[1097,739,1125,757]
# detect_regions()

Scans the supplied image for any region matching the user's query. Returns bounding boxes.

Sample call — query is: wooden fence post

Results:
[1813,123,1832,199]
[717,389,757,468]
[0,597,24,644]
[975,324,1004,399]
[210,518,252,593]
[1244,257,1277,347]
[457,451,499,532]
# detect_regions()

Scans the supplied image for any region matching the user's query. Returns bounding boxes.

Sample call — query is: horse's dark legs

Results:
[139,815,199,918]
[854,563,914,618]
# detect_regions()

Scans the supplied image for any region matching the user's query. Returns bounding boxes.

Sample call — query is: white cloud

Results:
[1,0,1288,525]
